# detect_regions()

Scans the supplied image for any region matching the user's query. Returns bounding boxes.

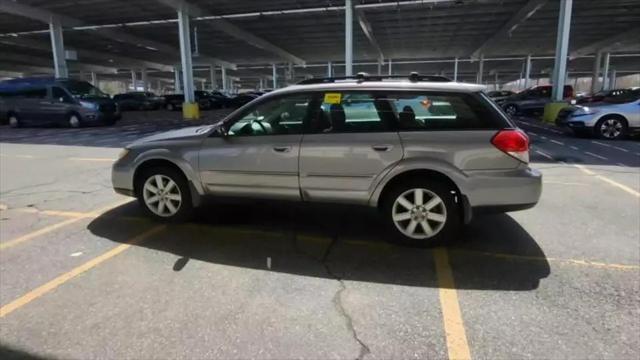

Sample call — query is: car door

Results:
[299,91,403,204]
[198,93,315,200]
[17,86,48,123]
[44,86,73,123]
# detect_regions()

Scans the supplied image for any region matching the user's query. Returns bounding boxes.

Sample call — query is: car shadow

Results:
[87,200,550,291]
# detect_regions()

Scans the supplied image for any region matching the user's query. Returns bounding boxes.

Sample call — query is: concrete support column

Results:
[524,54,532,89]
[272,64,277,89]
[494,72,499,90]
[130,70,137,91]
[610,68,617,89]
[345,0,354,76]
[222,67,228,92]
[327,61,333,77]
[551,0,573,101]
[177,8,195,103]
[90,72,97,86]
[209,65,217,90]
[377,58,383,75]
[601,52,611,90]
[477,54,484,84]
[49,20,68,78]
[591,51,602,94]
[141,68,148,91]
[173,66,181,93]
[453,57,458,82]
[388,58,392,76]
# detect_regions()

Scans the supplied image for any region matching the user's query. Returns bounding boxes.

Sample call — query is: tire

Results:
[135,166,193,222]
[381,179,460,247]
[8,113,20,128]
[68,113,81,128]
[504,104,519,117]
[104,118,116,126]
[594,116,628,140]
[166,103,175,111]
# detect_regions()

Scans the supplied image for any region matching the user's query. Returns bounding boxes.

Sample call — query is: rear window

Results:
[387,92,505,130]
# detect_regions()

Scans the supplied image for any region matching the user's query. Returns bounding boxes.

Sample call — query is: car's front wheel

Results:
[165,103,175,111]
[382,180,460,247]
[595,116,627,140]
[68,113,81,128]
[135,167,193,221]
[8,113,20,128]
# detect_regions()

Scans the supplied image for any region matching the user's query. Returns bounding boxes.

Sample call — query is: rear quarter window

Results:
[388,92,506,131]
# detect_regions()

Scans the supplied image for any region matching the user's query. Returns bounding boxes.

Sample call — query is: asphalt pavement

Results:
[0,112,638,359]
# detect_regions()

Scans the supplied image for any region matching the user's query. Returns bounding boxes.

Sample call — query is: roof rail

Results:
[297,72,451,85]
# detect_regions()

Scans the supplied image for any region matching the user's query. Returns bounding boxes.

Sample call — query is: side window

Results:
[390,92,502,131]
[309,92,395,133]
[52,87,72,102]
[20,87,47,99]
[227,94,313,136]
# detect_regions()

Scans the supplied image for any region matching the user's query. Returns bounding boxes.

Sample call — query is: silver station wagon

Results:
[112,74,542,246]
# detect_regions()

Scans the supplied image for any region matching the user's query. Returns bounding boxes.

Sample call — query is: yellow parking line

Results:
[572,164,640,197]
[68,157,115,162]
[0,225,165,318]
[0,199,132,251]
[433,247,472,360]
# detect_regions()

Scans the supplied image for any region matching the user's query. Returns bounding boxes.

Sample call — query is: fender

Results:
[368,157,470,207]
[132,148,206,197]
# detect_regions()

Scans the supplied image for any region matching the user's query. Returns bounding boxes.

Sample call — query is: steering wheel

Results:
[251,119,268,134]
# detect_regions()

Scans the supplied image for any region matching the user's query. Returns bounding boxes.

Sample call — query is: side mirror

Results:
[216,126,228,138]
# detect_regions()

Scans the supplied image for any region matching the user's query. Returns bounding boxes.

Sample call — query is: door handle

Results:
[372,144,393,151]
[273,146,291,153]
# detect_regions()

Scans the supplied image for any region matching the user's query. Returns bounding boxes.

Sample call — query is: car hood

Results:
[128,123,220,147]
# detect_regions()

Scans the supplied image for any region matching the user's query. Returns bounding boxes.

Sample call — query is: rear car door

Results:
[199,93,314,200]
[299,91,403,204]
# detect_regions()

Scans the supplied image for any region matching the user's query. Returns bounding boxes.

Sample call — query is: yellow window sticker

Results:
[324,93,342,104]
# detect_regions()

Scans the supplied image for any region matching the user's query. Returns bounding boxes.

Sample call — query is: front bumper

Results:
[112,158,135,197]
[81,110,121,123]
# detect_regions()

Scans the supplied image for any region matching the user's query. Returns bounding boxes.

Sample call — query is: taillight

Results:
[491,129,530,163]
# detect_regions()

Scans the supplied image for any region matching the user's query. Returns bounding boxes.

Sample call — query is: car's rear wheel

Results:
[382,180,460,247]
[595,116,627,140]
[166,103,175,111]
[135,166,193,221]
[504,104,519,117]
[8,113,20,128]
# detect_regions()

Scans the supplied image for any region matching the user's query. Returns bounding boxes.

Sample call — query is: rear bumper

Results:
[465,167,542,210]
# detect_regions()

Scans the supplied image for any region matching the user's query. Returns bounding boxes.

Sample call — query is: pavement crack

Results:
[321,236,371,360]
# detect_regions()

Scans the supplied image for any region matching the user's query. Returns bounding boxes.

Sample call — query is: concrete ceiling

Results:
[1,0,639,86]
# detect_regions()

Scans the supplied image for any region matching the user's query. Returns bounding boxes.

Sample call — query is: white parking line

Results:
[527,131,538,136]
[584,152,608,160]
[550,140,565,146]
[570,146,580,151]
[535,150,554,160]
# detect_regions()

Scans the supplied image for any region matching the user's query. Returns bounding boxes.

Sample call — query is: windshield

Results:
[60,80,109,99]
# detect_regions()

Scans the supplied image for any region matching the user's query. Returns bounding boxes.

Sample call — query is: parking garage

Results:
[1,1,639,359]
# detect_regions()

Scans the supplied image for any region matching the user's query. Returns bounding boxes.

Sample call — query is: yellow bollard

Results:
[182,102,200,120]
[542,102,570,124]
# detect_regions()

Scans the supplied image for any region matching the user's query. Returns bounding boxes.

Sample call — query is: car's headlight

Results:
[79,101,98,110]
[571,106,599,117]
[117,149,130,160]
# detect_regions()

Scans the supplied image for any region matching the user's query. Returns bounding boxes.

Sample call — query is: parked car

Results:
[486,90,515,105]
[576,88,632,104]
[227,93,259,108]
[502,85,574,116]
[163,92,215,111]
[559,88,640,140]
[112,74,541,246]
[0,77,120,128]
[113,92,164,111]
[196,90,231,109]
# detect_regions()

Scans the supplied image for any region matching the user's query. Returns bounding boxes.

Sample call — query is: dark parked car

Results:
[113,92,164,111]
[0,77,120,128]
[227,93,259,108]
[501,85,574,116]
[576,88,632,104]
[486,90,515,105]
[163,91,224,111]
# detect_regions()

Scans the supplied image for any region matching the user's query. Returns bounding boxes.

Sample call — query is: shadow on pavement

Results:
[0,344,51,360]
[88,200,550,291]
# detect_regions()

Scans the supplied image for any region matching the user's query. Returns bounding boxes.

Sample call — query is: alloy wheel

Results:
[143,174,182,217]
[69,115,80,128]
[9,116,18,127]
[600,119,623,139]
[505,105,517,116]
[392,188,447,240]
